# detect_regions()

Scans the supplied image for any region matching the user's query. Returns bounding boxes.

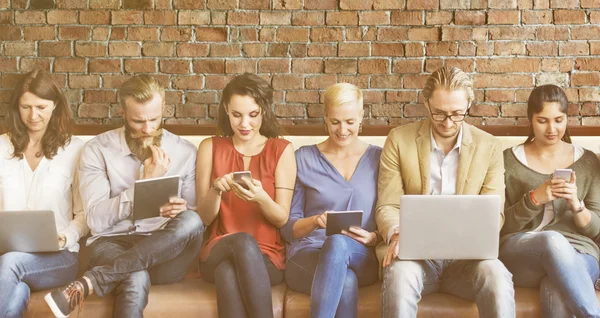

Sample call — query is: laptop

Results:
[0,210,60,254]
[397,195,501,260]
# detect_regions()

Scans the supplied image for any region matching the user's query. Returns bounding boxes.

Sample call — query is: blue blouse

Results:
[281,144,382,260]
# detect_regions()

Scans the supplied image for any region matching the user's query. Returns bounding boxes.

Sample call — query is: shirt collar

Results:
[119,127,133,158]
[430,126,463,153]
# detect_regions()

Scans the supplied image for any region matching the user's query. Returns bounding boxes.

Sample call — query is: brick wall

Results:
[0,0,599,126]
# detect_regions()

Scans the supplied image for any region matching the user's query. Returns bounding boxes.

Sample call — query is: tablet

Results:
[133,175,180,221]
[325,210,363,236]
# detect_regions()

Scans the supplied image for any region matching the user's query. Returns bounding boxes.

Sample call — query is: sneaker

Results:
[44,279,89,318]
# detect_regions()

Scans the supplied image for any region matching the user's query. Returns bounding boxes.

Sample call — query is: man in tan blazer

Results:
[377,67,515,318]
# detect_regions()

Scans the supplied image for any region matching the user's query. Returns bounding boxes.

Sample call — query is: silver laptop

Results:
[0,210,60,254]
[397,195,501,260]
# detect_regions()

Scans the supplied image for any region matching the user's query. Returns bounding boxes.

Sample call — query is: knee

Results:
[342,269,358,293]
[120,271,151,297]
[384,260,422,292]
[175,211,205,237]
[231,232,260,253]
[476,260,514,294]
[0,252,20,275]
[5,282,30,318]
[322,234,351,253]
[214,261,236,283]
[535,231,574,259]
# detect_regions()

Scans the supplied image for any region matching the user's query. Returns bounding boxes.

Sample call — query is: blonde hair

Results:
[119,74,165,109]
[324,83,364,114]
[423,66,474,103]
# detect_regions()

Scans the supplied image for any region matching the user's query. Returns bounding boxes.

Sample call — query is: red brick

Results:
[485,90,515,102]
[468,104,500,117]
[111,11,143,25]
[228,12,259,25]
[373,43,404,56]
[454,11,486,25]
[160,60,191,74]
[47,10,78,24]
[225,59,256,74]
[211,12,227,25]
[575,58,600,71]
[326,12,358,26]
[176,43,209,57]
[489,27,536,40]
[386,91,417,103]
[241,43,267,57]
[489,0,517,8]
[494,42,525,55]
[78,104,109,118]
[210,44,241,57]
[187,92,217,104]
[376,27,408,42]
[285,91,319,103]
[207,0,237,9]
[195,27,228,42]
[591,42,600,55]
[338,43,370,57]
[258,59,290,73]
[39,41,71,57]
[441,27,472,41]
[174,0,205,9]
[239,0,269,9]
[126,27,158,41]
[0,11,11,24]
[142,42,174,57]
[592,11,600,23]
[488,10,520,24]
[304,75,335,89]
[89,59,121,73]
[20,58,51,72]
[292,59,323,73]
[370,75,401,88]
[408,27,439,41]
[526,42,557,56]
[580,89,600,102]
[572,73,600,86]
[101,75,129,89]
[374,0,403,9]
[357,59,389,74]
[310,28,344,42]
[324,59,357,74]
[340,0,372,10]
[446,58,475,72]
[405,42,424,57]
[290,44,310,59]
[178,11,210,25]
[143,11,176,25]
[426,42,458,56]
[69,75,100,89]
[84,90,117,103]
[268,43,289,57]
[0,27,21,41]
[406,0,438,9]
[559,42,589,56]
[473,74,533,88]
[522,10,552,24]
[371,104,403,116]
[554,10,586,24]
[175,104,207,118]
[172,76,205,90]
[537,26,569,40]
[14,10,45,24]
[59,27,90,40]
[90,0,119,8]
[109,42,141,57]
[571,26,600,40]
[273,0,302,9]
[292,12,325,26]
[277,27,309,42]
[478,58,540,73]
[161,27,192,41]
[360,12,390,25]
[24,26,55,41]
[304,0,336,9]
[272,75,303,90]
[80,11,110,24]
[260,28,275,41]
[75,42,106,57]
[123,58,155,73]
[425,11,452,25]
[393,59,423,73]
[308,43,337,57]
[582,0,600,7]
[194,59,225,74]
[275,104,305,117]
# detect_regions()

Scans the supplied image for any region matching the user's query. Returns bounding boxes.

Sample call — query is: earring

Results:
[359,122,363,134]
[324,123,329,133]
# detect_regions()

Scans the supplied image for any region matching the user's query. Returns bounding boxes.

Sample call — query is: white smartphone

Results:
[233,171,252,190]
[553,169,572,182]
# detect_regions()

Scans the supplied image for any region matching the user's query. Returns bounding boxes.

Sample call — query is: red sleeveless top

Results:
[200,136,290,270]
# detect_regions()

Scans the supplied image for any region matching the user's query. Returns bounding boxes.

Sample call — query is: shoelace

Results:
[65,282,85,316]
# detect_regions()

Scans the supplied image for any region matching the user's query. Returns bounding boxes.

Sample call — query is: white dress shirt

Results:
[0,134,88,252]
[78,127,197,244]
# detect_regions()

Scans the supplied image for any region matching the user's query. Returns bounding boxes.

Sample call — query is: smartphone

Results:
[553,168,572,182]
[233,171,252,190]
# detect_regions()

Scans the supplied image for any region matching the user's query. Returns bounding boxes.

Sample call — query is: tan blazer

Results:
[375,118,505,267]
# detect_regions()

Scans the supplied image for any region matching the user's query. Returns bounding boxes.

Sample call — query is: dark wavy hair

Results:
[525,84,571,144]
[217,73,281,138]
[5,69,73,159]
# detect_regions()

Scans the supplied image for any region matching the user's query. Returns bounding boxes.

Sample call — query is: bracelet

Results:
[529,190,541,206]
[574,199,585,213]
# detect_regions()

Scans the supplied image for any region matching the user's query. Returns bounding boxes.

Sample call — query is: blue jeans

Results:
[86,211,204,318]
[500,231,600,318]
[381,258,515,318]
[285,234,378,318]
[0,250,78,318]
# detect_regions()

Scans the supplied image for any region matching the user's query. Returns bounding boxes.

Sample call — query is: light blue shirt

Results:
[281,144,382,260]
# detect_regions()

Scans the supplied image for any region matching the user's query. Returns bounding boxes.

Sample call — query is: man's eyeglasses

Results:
[427,103,468,123]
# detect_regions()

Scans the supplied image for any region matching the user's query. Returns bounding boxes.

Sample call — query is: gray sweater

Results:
[502,148,600,260]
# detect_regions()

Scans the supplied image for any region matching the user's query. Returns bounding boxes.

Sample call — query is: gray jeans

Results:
[86,211,204,318]
[381,258,515,318]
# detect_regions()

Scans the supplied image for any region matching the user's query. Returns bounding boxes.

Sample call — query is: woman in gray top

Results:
[281,83,381,318]
[500,84,600,317]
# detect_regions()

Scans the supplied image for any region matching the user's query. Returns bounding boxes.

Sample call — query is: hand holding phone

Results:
[553,169,573,182]
[233,171,252,190]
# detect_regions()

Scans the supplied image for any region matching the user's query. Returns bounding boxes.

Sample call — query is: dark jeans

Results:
[285,234,378,318]
[199,232,283,318]
[0,250,78,318]
[86,211,204,318]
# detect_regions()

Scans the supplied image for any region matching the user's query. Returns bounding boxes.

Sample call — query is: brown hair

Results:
[118,74,165,109]
[5,69,72,159]
[217,73,281,138]
[423,66,474,103]
[524,84,572,144]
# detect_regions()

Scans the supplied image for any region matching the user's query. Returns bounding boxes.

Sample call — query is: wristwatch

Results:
[574,199,585,213]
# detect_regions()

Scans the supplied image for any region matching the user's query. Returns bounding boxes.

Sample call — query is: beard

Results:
[125,125,163,161]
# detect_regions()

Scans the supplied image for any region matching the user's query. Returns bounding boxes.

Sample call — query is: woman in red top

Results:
[196,73,296,318]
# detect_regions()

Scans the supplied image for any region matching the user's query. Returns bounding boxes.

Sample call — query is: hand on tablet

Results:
[159,197,187,218]
[143,145,171,179]
[230,177,269,203]
[341,227,378,247]
[312,212,328,229]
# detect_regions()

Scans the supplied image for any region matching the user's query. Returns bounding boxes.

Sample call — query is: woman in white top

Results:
[0,69,88,317]
[500,84,600,317]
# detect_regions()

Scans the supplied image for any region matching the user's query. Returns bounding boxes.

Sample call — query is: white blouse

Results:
[0,134,88,252]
